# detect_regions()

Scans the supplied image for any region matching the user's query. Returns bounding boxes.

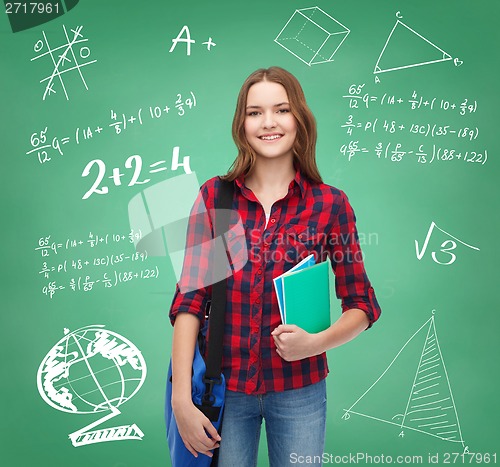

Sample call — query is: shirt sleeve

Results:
[328,190,381,328]
[168,183,214,327]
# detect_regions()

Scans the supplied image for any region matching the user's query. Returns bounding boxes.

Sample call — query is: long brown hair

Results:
[221,67,322,183]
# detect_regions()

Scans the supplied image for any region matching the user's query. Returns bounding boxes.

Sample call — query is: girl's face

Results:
[244,81,297,163]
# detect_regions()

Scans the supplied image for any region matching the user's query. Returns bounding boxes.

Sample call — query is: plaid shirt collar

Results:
[234,163,309,200]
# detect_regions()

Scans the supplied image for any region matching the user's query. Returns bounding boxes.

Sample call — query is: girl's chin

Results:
[254,153,293,161]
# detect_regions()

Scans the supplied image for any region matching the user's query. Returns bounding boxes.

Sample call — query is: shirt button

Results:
[255,298,261,304]
[257,269,262,275]
[270,218,276,224]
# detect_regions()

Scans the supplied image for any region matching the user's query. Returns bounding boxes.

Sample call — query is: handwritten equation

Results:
[36,230,160,298]
[81,148,191,199]
[26,92,197,164]
[36,230,142,256]
[340,142,487,164]
[342,117,479,140]
[344,85,477,114]
[340,84,485,165]
[42,269,159,298]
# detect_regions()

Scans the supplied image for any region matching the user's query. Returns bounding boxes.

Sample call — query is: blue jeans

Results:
[217,379,327,467]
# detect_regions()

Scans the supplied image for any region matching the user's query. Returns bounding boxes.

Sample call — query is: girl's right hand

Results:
[172,398,221,458]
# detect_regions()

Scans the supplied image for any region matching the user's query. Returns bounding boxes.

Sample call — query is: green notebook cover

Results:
[282,261,331,334]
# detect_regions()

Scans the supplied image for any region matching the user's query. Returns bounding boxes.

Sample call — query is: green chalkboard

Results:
[1,0,499,466]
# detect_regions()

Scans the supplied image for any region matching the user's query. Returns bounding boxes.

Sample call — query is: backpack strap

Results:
[202,178,234,407]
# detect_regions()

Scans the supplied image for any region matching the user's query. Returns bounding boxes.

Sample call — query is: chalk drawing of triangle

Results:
[342,314,467,448]
[374,20,452,74]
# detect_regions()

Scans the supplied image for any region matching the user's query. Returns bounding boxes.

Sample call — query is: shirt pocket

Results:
[282,224,318,265]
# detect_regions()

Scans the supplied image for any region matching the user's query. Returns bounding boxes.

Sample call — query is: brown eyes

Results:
[246,109,290,116]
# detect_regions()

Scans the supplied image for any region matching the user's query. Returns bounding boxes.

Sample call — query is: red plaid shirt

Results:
[169,167,381,394]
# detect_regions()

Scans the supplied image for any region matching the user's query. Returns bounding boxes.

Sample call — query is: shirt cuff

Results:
[341,286,381,329]
[168,285,209,327]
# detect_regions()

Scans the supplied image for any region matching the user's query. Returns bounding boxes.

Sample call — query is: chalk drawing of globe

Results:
[37,325,147,414]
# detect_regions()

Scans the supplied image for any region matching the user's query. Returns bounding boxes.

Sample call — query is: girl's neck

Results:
[245,157,296,195]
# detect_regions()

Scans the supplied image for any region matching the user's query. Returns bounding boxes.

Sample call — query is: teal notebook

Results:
[273,258,331,334]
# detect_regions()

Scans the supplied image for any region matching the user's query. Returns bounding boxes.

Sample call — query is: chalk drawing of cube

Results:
[274,7,350,66]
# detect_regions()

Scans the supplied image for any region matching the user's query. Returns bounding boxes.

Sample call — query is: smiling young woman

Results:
[168,67,382,467]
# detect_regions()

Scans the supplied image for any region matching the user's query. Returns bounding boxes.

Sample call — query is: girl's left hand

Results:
[271,324,321,361]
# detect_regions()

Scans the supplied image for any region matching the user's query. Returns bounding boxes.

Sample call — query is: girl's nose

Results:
[263,111,277,129]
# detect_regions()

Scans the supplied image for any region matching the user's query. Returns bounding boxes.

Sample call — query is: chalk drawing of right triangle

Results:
[342,313,467,450]
[374,20,452,74]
